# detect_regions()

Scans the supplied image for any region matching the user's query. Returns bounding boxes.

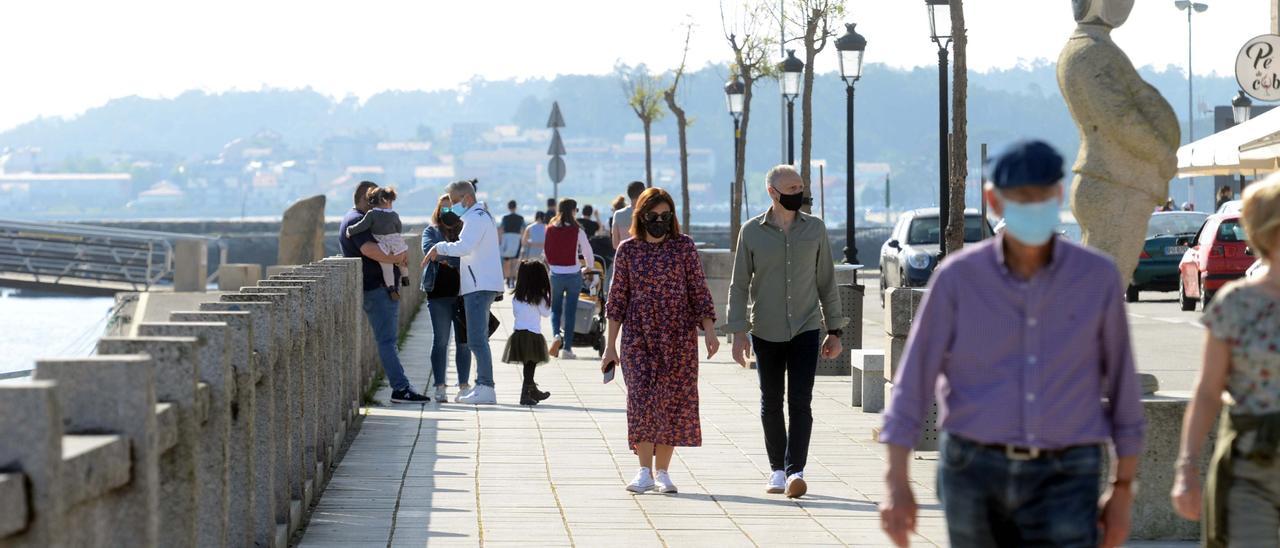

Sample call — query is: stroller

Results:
[571,254,609,357]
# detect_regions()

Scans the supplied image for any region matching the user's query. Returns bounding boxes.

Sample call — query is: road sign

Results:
[547,101,565,128]
[547,131,565,156]
[548,156,566,183]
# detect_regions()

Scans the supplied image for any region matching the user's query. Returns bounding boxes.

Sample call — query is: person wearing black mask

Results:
[420,193,472,402]
[726,164,845,499]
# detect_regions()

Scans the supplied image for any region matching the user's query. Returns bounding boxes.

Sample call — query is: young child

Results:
[502,260,553,406]
[345,186,410,299]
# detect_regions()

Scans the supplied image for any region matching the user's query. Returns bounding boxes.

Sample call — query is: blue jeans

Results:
[938,433,1102,548]
[427,297,470,387]
[362,288,411,392]
[462,290,499,387]
[549,272,583,347]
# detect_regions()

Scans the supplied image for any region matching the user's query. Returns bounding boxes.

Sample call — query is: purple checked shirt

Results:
[880,234,1146,457]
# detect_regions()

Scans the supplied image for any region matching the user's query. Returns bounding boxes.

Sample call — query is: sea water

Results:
[0,288,116,378]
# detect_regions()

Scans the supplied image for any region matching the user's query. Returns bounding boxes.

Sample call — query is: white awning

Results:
[1176,106,1280,178]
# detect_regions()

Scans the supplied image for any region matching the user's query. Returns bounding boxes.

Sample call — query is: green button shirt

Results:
[726,209,846,342]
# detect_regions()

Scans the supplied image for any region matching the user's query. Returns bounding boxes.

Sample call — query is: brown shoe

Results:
[548,337,563,356]
[784,473,807,499]
[388,289,401,301]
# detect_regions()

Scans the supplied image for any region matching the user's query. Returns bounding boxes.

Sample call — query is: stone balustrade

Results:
[0,243,426,548]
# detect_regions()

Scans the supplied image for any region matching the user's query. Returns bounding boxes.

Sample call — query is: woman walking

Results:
[1171,175,1280,547]
[502,260,554,406]
[543,199,595,360]
[522,211,547,260]
[421,194,471,402]
[601,187,719,494]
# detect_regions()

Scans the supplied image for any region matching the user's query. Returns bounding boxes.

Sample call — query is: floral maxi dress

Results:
[606,234,717,450]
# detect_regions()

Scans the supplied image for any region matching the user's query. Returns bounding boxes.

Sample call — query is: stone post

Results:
[33,355,159,547]
[697,249,735,334]
[882,287,936,450]
[857,350,886,413]
[260,276,335,471]
[216,263,262,291]
[0,382,63,548]
[322,257,365,416]
[97,336,201,547]
[174,239,208,292]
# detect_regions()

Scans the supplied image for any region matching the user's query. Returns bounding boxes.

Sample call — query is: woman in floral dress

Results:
[602,187,719,495]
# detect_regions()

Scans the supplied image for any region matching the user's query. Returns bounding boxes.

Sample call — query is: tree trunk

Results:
[664,92,691,228]
[731,78,754,251]
[799,9,821,214]
[946,0,968,254]
[643,120,653,188]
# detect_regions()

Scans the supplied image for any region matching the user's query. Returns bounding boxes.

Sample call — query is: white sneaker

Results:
[766,470,786,494]
[457,384,496,405]
[434,385,447,402]
[655,470,678,494]
[454,384,472,403]
[785,471,807,499]
[626,467,655,493]
[559,349,577,360]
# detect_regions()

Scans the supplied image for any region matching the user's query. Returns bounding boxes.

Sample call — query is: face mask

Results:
[774,187,805,211]
[1000,196,1060,246]
[448,202,468,217]
[644,220,670,239]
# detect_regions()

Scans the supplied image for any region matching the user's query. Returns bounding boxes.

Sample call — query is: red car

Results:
[1178,213,1254,311]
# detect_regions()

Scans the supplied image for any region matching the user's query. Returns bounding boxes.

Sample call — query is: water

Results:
[0,289,115,378]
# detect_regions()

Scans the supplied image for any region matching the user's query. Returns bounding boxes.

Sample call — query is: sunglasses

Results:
[643,212,674,223]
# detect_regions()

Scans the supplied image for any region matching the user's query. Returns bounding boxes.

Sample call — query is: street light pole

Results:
[1176,0,1208,210]
[926,0,952,256]
[779,50,804,167]
[836,22,867,265]
[725,75,746,227]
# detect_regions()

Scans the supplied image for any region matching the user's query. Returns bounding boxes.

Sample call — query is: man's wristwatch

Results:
[826,329,843,338]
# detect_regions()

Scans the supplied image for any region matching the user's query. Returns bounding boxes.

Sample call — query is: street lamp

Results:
[779,49,804,165]
[926,0,952,255]
[1176,0,1208,210]
[1232,89,1253,125]
[725,75,745,221]
[836,22,866,265]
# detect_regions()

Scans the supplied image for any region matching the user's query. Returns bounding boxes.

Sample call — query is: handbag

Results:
[454,300,501,344]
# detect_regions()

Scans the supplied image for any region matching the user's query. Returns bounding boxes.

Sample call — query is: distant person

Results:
[578,204,601,237]
[612,181,647,249]
[1172,174,1280,547]
[502,259,554,406]
[1215,185,1235,212]
[522,211,547,260]
[338,180,429,404]
[1162,198,1176,212]
[500,200,526,289]
[602,187,718,494]
[543,198,595,359]
[878,140,1145,548]
[344,186,410,300]
[420,193,472,402]
[1182,201,1195,212]
[609,195,627,232]
[424,179,504,405]
[544,198,557,224]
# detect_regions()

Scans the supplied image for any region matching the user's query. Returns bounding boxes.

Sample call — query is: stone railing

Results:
[0,243,427,547]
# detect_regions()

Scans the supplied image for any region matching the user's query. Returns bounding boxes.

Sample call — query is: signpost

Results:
[547,102,566,200]
[1237,34,1280,102]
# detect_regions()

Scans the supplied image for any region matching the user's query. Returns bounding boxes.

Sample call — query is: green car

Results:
[1128,211,1208,302]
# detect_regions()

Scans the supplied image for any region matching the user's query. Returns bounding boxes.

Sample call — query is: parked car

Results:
[1216,199,1242,215]
[1178,213,1254,311]
[1127,211,1208,302]
[879,208,991,305]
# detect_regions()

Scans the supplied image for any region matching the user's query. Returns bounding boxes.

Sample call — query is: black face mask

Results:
[644,220,670,239]
[775,189,805,211]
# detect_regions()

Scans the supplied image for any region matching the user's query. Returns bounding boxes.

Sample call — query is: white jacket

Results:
[431,202,504,295]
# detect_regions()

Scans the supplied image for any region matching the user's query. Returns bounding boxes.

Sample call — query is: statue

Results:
[1058,0,1180,285]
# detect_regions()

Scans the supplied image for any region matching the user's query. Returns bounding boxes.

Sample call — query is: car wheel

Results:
[1178,277,1196,311]
[1125,285,1140,303]
[1200,278,1214,311]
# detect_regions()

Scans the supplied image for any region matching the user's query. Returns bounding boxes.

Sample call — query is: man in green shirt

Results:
[728,164,845,499]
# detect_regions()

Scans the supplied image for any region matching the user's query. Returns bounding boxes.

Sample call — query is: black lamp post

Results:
[1232,89,1253,125]
[725,75,745,217]
[836,23,866,265]
[926,0,952,255]
[779,50,804,165]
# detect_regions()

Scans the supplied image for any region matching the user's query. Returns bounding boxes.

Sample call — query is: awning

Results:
[1176,106,1280,178]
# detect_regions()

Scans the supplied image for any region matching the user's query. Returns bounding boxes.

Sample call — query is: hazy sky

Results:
[0,0,1270,132]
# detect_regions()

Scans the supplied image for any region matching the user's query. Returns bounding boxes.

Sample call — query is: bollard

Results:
[174,239,209,293]
[856,350,885,413]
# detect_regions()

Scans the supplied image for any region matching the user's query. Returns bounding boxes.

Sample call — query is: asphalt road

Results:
[858,274,1206,393]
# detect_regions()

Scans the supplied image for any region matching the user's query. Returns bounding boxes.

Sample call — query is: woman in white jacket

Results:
[425,179,505,404]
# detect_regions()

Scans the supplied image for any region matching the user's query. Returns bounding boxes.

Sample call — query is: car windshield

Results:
[907,216,986,245]
[1218,220,1246,242]
[1217,200,1242,215]
[1146,213,1207,238]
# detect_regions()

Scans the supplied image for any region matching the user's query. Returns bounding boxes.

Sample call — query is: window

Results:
[906,215,988,245]
[1217,220,1246,242]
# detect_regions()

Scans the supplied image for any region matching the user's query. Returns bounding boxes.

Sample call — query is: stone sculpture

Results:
[1058,0,1180,285]
[277,195,326,265]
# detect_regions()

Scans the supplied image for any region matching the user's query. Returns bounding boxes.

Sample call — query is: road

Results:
[858,274,1206,393]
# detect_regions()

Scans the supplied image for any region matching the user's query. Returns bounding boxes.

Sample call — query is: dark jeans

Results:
[427,297,470,387]
[362,288,410,392]
[752,329,820,476]
[938,433,1102,548]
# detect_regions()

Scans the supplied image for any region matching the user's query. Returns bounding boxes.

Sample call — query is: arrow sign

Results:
[547,130,566,156]
[547,101,565,128]
[548,156,566,184]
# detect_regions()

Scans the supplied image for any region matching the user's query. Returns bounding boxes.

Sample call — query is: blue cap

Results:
[987,139,1064,189]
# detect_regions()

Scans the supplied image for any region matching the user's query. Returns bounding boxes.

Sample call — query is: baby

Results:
[346,186,411,299]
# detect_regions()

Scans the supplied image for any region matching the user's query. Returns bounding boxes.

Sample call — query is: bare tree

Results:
[775,0,844,213]
[664,21,695,227]
[722,0,776,249]
[945,0,968,253]
[618,64,666,188]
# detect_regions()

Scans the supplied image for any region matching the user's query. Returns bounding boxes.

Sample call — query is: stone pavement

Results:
[299,297,1192,547]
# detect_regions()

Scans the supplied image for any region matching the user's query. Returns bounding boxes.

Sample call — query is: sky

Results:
[0,0,1271,132]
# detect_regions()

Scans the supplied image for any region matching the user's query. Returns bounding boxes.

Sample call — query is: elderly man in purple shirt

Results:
[878,140,1146,548]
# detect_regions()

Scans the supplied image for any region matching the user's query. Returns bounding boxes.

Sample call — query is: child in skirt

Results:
[503,259,553,406]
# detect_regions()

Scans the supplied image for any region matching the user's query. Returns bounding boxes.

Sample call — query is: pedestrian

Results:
[578,204,601,238]
[339,180,430,403]
[1163,198,1176,212]
[500,200,526,289]
[1215,185,1234,212]
[420,193,472,402]
[727,164,845,499]
[543,198,595,360]
[612,181,647,249]
[344,186,410,300]
[544,197,557,224]
[878,140,1146,548]
[424,179,504,405]
[1171,174,1280,547]
[602,187,718,494]
[502,259,554,406]
[522,211,547,260]
[609,195,627,232]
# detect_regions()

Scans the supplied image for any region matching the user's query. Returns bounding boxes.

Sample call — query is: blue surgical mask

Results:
[1000,196,1059,246]
[448,202,468,217]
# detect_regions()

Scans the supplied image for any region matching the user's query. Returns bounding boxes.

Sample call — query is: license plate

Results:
[1165,246,1188,256]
